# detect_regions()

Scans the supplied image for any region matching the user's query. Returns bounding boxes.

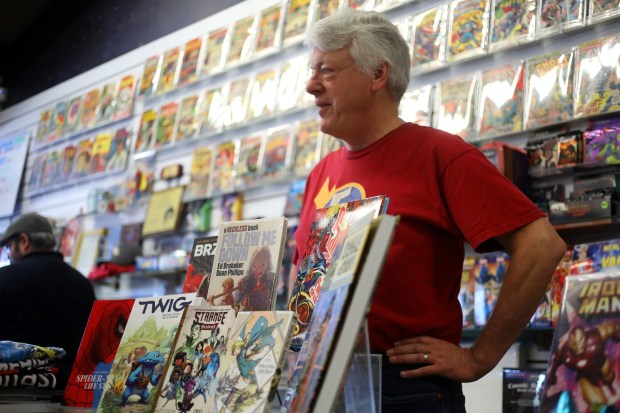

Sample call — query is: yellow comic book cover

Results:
[91,131,113,174]
[283,0,312,46]
[248,68,279,120]
[187,145,214,200]
[135,109,157,153]
[139,55,161,97]
[255,3,283,57]
[158,47,182,94]
[448,0,490,62]
[201,26,229,75]
[175,94,201,141]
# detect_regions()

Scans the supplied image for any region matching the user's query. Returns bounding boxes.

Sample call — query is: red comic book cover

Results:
[175,94,200,142]
[155,101,179,148]
[541,272,620,412]
[411,5,449,72]
[138,55,161,97]
[234,133,264,189]
[157,47,182,94]
[525,48,575,129]
[478,62,524,139]
[177,37,203,87]
[61,299,135,409]
[113,74,136,120]
[448,0,490,62]
[182,235,218,298]
[80,88,101,130]
[65,95,84,135]
[201,26,229,75]
[91,131,113,174]
[47,100,67,143]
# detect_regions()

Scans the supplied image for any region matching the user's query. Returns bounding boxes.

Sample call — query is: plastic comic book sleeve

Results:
[182,236,218,296]
[447,0,490,63]
[177,37,204,87]
[435,72,480,141]
[113,75,136,121]
[79,88,101,130]
[221,78,251,128]
[260,125,294,182]
[186,145,214,200]
[276,54,312,113]
[105,127,130,173]
[588,0,620,22]
[225,14,258,68]
[157,47,182,95]
[254,3,283,59]
[411,4,449,73]
[35,108,52,147]
[201,26,229,76]
[574,34,620,119]
[537,0,586,38]
[282,0,312,48]
[90,131,113,175]
[234,134,264,190]
[540,271,620,412]
[139,55,162,97]
[477,61,524,139]
[65,96,84,135]
[308,0,342,28]
[96,80,119,125]
[47,100,67,144]
[247,68,279,121]
[72,138,94,180]
[155,101,179,149]
[210,140,238,195]
[489,0,536,52]
[292,118,321,177]
[175,94,201,142]
[318,132,344,159]
[135,109,158,153]
[399,84,434,127]
[524,48,575,130]
[199,86,227,134]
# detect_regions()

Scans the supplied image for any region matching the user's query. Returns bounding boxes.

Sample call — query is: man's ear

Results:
[371,61,390,92]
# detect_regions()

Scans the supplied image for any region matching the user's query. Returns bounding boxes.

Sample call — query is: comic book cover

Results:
[318,132,344,159]
[80,88,101,130]
[59,144,77,182]
[574,35,620,119]
[182,236,218,298]
[90,131,113,174]
[124,152,156,206]
[540,272,620,412]
[139,55,162,97]
[72,138,94,180]
[531,283,553,327]
[589,0,620,22]
[308,0,341,27]
[222,78,251,128]
[502,368,546,413]
[288,195,389,348]
[255,3,283,58]
[199,86,227,134]
[225,15,257,68]
[556,132,581,167]
[201,26,229,76]
[157,47,182,95]
[211,140,237,195]
[206,217,288,312]
[399,85,434,127]
[411,5,449,72]
[95,293,194,413]
[276,54,312,113]
[175,95,201,142]
[152,305,236,413]
[524,48,575,130]
[293,118,320,177]
[135,109,157,153]
[113,75,137,120]
[220,192,244,223]
[489,0,536,51]
[61,299,135,410]
[261,125,293,182]
[551,248,573,326]
[435,72,479,141]
[47,100,67,143]
[284,178,307,217]
[282,0,312,48]
[213,310,297,413]
[459,256,477,329]
[177,37,204,87]
[105,127,130,172]
[584,125,620,165]
[28,153,47,192]
[538,0,585,37]
[186,145,214,200]
[65,96,83,135]
[234,134,264,189]
[473,254,509,327]
[478,62,524,139]
[447,0,490,62]
[155,101,179,149]
[247,68,279,120]
[183,200,212,234]
[570,239,620,275]
[39,149,62,188]
[35,108,52,146]
[96,80,119,125]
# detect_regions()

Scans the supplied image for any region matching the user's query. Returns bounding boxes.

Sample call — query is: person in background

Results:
[0,213,96,390]
[293,9,567,412]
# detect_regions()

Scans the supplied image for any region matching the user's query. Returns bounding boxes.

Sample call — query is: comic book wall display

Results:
[182,236,218,298]
[537,0,586,37]
[135,109,158,153]
[155,101,179,149]
[225,15,258,68]
[489,0,536,51]
[213,310,297,413]
[288,195,389,349]
[177,37,204,87]
[158,47,182,95]
[588,0,620,22]
[201,26,229,76]
[61,299,135,410]
[399,85,434,127]
[524,48,575,130]
[234,134,264,189]
[186,145,214,200]
[205,217,288,312]
[96,81,119,125]
[175,95,201,142]
[282,0,312,47]
[410,5,449,73]
[152,305,237,413]
[574,34,620,119]
[540,271,620,412]
[478,62,524,139]
[95,293,194,412]
[254,3,283,58]
[211,140,237,195]
[447,0,490,62]
[260,125,294,182]
[139,55,162,97]
[113,75,137,121]
[293,118,321,177]
[435,72,479,141]
[247,68,279,120]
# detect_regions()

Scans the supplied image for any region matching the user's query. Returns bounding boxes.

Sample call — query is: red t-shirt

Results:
[293,123,544,352]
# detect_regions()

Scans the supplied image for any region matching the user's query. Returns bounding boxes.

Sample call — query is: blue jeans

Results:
[381,357,466,413]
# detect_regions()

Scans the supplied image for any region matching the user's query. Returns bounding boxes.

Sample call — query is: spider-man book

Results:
[61,299,135,410]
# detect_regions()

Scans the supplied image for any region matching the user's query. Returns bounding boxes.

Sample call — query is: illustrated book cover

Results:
[139,55,162,97]
[478,62,524,139]
[201,26,229,76]
[247,68,279,121]
[254,3,283,58]
[175,95,201,142]
[65,96,84,135]
[489,0,536,51]
[447,0,490,62]
[260,125,293,182]
[399,85,434,127]
[282,0,312,48]
[292,118,321,177]
[62,299,135,410]
[234,134,264,190]
[540,271,620,412]
[155,101,179,149]
[95,293,194,412]
[135,109,158,153]
[142,186,185,237]
[96,81,119,125]
[435,72,479,141]
[113,75,137,121]
[186,145,214,200]
[206,217,288,312]
[177,37,204,87]
[225,15,257,68]
[80,88,101,131]
[210,140,237,195]
[182,236,218,299]
[411,4,449,73]
[157,47,182,95]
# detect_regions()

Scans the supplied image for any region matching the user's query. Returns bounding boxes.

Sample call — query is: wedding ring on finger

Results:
[423,352,429,362]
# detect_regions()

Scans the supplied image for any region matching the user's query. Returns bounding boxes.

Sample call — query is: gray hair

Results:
[306,8,410,102]
[28,232,57,250]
